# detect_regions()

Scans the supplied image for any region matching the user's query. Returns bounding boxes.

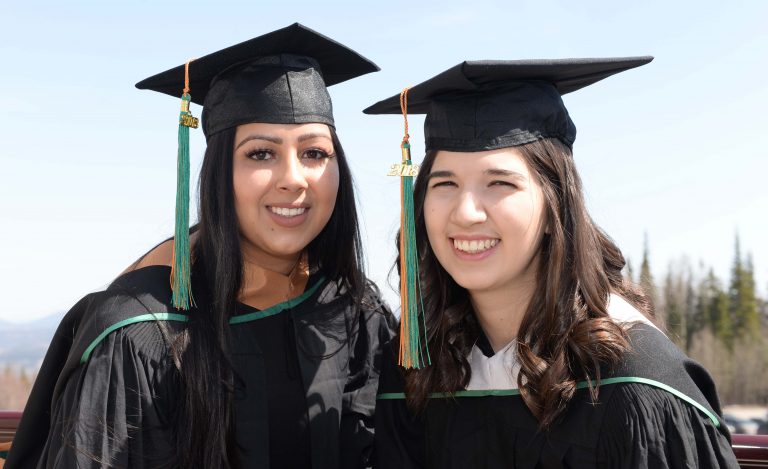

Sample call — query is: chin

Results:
[265,241,308,257]
[445,269,498,292]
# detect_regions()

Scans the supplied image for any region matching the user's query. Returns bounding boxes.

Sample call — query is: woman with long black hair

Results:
[365,58,738,468]
[6,24,394,469]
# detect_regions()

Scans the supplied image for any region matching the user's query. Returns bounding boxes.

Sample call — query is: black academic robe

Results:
[6,265,395,469]
[375,324,739,469]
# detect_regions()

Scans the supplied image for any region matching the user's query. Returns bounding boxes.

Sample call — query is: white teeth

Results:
[453,238,498,254]
[270,206,306,217]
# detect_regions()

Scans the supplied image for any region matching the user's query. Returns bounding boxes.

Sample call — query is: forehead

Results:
[432,148,530,174]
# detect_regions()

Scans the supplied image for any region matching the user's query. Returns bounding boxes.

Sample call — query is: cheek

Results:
[525,189,547,237]
[501,191,540,230]
[497,194,547,254]
[314,161,340,203]
[233,167,272,207]
[423,195,448,249]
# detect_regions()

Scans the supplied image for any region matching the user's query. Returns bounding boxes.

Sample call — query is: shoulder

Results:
[600,380,720,432]
[121,232,199,273]
[604,323,729,438]
[596,381,737,467]
[123,239,175,273]
[63,266,187,369]
[34,273,187,412]
[618,323,694,379]
[606,293,659,330]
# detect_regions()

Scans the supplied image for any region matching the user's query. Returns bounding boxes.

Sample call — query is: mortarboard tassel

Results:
[389,88,431,369]
[172,59,198,310]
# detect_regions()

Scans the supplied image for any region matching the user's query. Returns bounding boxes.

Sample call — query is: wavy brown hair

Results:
[403,137,653,428]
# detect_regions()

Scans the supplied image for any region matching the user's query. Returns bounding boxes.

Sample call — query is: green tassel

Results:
[172,93,197,310]
[398,143,431,369]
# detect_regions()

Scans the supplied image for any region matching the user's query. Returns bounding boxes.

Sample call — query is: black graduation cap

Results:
[136,22,379,138]
[363,57,653,151]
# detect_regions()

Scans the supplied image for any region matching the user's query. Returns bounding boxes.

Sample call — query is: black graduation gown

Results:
[6,265,395,469]
[375,324,739,469]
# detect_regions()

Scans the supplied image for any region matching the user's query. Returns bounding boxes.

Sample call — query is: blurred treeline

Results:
[0,366,34,410]
[628,235,768,405]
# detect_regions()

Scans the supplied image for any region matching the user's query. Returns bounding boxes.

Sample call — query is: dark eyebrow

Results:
[427,170,455,180]
[428,169,527,181]
[484,168,527,181]
[298,132,332,143]
[235,134,283,150]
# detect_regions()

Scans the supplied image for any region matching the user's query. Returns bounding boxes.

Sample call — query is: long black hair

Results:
[171,125,366,468]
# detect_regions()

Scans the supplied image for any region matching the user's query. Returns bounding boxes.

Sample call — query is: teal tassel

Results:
[398,143,431,369]
[172,93,197,310]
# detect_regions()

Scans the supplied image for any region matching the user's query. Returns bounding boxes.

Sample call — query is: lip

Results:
[449,236,500,261]
[450,234,498,241]
[268,203,309,209]
[266,204,310,228]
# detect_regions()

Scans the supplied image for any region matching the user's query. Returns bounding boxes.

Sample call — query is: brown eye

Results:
[245,149,275,161]
[303,149,332,160]
[489,180,517,189]
[431,180,456,188]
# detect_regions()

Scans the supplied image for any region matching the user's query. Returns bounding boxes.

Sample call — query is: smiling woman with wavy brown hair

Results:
[366,57,737,468]
[404,138,652,427]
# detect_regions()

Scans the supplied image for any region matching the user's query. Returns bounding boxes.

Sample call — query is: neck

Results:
[238,251,309,309]
[469,274,537,353]
[240,244,300,277]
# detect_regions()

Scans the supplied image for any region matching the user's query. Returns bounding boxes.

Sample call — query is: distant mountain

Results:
[0,313,64,371]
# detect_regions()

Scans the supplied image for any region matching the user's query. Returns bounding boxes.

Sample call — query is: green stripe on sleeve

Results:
[80,312,189,364]
[378,377,720,427]
[593,376,721,428]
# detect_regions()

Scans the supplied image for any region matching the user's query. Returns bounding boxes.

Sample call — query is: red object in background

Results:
[0,411,20,445]
[1,410,768,466]
[0,412,21,469]
[733,434,768,468]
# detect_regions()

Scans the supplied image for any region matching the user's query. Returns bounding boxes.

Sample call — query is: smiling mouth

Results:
[269,206,307,217]
[452,238,500,254]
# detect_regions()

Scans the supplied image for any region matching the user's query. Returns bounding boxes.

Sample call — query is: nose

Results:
[450,191,487,227]
[276,152,309,193]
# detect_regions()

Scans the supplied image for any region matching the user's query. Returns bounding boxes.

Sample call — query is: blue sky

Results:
[1,1,766,322]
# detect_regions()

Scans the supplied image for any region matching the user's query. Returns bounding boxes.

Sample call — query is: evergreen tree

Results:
[742,254,761,336]
[684,269,701,352]
[691,267,732,349]
[713,285,734,350]
[695,267,715,333]
[639,233,658,320]
[699,269,720,330]
[729,235,760,339]
[664,267,684,345]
